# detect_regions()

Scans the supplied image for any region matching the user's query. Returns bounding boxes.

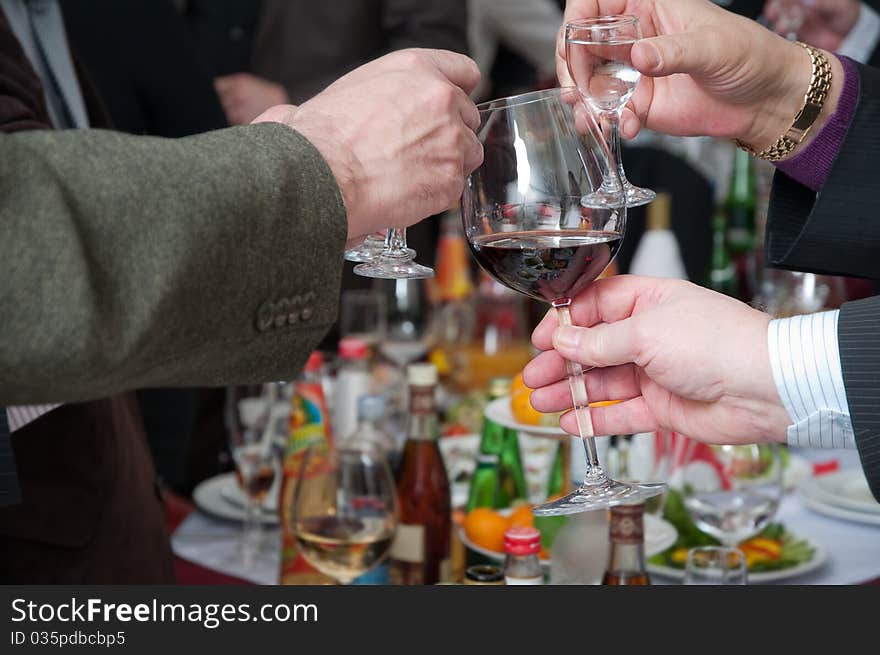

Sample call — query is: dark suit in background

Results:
[180,0,469,349]
[766,62,880,501]
[0,6,173,583]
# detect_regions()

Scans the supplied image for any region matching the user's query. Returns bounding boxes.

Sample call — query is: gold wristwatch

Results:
[736,42,832,162]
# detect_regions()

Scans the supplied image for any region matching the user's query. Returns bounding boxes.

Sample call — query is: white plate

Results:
[192,472,279,525]
[646,536,827,584]
[460,512,678,568]
[799,470,880,516]
[798,491,880,527]
[484,396,565,437]
[219,472,280,514]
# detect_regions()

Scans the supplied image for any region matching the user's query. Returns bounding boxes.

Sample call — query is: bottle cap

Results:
[464,564,504,584]
[406,362,437,386]
[357,394,386,422]
[488,376,512,399]
[503,526,541,556]
[339,337,368,359]
[304,351,324,372]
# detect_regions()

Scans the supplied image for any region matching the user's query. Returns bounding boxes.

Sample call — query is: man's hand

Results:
[252,48,483,241]
[215,73,289,125]
[523,276,791,445]
[559,0,843,155]
[764,0,862,51]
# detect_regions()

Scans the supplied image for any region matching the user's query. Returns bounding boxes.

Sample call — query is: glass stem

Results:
[601,109,628,187]
[553,300,603,481]
[383,228,409,258]
[242,496,261,567]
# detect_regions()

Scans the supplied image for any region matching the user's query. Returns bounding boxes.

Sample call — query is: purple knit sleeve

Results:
[776,55,859,193]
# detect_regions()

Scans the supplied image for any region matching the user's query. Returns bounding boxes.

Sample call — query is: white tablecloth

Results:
[172,448,880,585]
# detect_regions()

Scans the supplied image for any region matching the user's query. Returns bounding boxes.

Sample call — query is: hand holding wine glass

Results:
[556,0,842,156]
[524,277,791,445]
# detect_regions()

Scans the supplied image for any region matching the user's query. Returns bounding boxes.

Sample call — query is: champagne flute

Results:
[292,440,398,584]
[566,15,655,208]
[225,383,285,568]
[354,228,433,279]
[461,86,665,516]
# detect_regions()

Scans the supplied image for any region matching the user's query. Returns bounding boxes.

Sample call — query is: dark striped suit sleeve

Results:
[838,297,880,502]
[765,62,880,501]
[765,62,880,280]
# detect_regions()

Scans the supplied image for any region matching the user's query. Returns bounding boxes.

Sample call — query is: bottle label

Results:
[608,504,644,545]
[390,523,425,563]
[409,385,434,417]
[505,575,544,585]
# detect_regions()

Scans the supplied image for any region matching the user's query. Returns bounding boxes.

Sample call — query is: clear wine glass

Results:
[676,441,784,547]
[461,86,665,516]
[684,546,748,585]
[354,228,433,279]
[292,440,398,584]
[345,231,387,263]
[773,0,806,41]
[566,16,656,208]
[225,383,286,568]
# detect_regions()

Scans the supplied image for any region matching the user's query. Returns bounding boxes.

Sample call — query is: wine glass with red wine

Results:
[461,86,665,515]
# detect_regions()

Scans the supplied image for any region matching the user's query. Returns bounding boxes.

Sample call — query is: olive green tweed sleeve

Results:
[0,123,347,403]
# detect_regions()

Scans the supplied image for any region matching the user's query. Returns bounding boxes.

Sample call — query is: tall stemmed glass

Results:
[566,16,655,208]
[461,87,665,516]
[353,228,433,279]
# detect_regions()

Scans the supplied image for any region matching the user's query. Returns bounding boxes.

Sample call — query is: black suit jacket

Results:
[766,62,880,502]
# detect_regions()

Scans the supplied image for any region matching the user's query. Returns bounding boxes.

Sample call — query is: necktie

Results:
[0,409,21,506]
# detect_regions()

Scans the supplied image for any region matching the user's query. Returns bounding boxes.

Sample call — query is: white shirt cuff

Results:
[838,3,880,64]
[767,310,855,450]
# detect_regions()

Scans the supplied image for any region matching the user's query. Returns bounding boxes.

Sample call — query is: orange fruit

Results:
[589,400,622,408]
[510,372,554,426]
[508,502,534,528]
[463,507,509,553]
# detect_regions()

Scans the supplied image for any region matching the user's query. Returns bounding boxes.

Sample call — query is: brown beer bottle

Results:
[601,503,651,586]
[389,363,451,584]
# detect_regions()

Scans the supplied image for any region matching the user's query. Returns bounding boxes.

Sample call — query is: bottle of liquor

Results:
[465,453,502,512]
[708,205,737,297]
[390,363,452,585]
[463,564,505,585]
[478,377,528,508]
[279,351,335,584]
[503,526,544,585]
[601,502,651,586]
[724,149,757,256]
[628,192,687,280]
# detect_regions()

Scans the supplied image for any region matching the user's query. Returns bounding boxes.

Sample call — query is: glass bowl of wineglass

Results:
[676,440,784,548]
[461,86,665,516]
[292,440,398,584]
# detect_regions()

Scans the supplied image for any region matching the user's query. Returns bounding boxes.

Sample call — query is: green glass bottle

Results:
[478,377,528,508]
[546,439,570,499]
[724,148,757,256]
[708,207,737,297]
[466,454,501,512]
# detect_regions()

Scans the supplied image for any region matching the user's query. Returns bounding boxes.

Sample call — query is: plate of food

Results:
[459,503,678,569]
[483,396,564,437]
[646,488,827,583]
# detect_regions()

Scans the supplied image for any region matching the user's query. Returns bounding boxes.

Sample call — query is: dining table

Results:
[170,447,880,585]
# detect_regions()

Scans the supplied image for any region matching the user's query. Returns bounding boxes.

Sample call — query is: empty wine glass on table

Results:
[684,546,748,585]
[292,441,398,584]
[566,15,655,208]
[225,383,286,568]
[677,441,784,548]
[339,288,388,355]
[461,86,665,516]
